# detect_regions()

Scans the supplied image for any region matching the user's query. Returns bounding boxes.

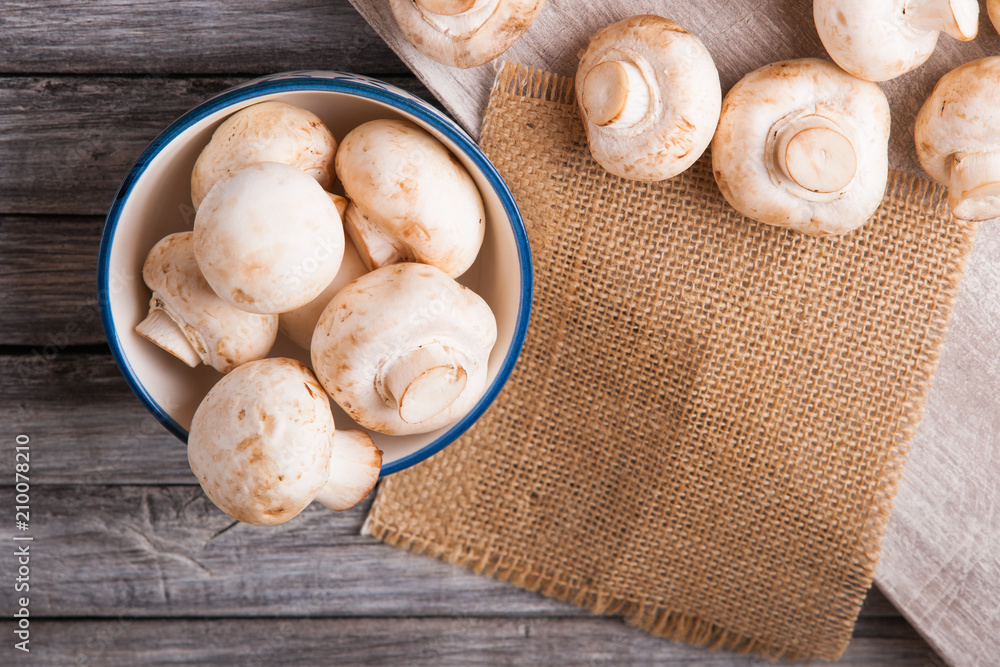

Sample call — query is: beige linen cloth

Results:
[363,63,977,661]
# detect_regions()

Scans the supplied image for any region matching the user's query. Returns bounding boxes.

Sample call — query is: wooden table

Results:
[0,2,945,664]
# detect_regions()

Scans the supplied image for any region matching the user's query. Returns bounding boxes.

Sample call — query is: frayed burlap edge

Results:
[363,61,979,663]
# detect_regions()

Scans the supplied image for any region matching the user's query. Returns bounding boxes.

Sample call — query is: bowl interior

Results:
[102,81,529,475]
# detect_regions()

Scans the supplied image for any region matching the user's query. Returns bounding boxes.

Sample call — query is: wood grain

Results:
[0,77,435,216]
[0,216,106,346]
[0,616,932,667]
[0,1,407,75]
[349,2,1000,665]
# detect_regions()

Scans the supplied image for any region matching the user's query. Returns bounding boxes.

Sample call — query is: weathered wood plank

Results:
[0,616,934,667]
[0,353,190,485]
[0,482,904,623]
[0,76,434,216]
[0,1,407,75]
[0,216,105,346]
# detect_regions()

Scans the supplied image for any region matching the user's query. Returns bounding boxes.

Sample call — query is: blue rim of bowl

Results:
[98,71,533,476]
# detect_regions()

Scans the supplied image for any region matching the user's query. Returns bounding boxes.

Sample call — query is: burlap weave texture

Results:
[364,63,977,661]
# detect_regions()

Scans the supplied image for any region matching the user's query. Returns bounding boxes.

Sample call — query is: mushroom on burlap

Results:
[187,358,382,526]
[814,0,979,82]
[915,57,1000,221]
[190,101,338,210]
[390,0,547,69]
[336,119,484,278]
[712,58,891,236]
[135,232,277,373]
[311,263,497,436]
[575,15,721,182]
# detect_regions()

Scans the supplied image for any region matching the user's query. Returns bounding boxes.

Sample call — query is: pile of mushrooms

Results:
[137,101,497,526]
[390,0,547,69]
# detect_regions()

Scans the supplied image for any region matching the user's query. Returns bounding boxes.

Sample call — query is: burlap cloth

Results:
[363,62,977,661]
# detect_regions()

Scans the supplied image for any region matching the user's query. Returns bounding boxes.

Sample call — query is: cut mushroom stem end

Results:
[905,0,979,41]
[378,344,469,424]
[417,0,476,14]
[344,203,405,272]
[314,429,383,512]
[775,115,858,196]
[135,302,202,368]
[949,151,1000,221]
[580,60,652,128]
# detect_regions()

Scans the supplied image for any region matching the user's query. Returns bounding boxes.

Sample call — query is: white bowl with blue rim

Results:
[98,71,532,475]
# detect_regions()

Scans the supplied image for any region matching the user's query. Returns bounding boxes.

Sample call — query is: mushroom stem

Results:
[135,301,203,368]
[774,115,857,195]
[414,0,500,37]
[949,151,1000,221]
[905,0,979,41]
[377,343,469,424]
[417,0,476,14]
[314,430,383,512]
[344,203,406,272]
[580,60,652,129]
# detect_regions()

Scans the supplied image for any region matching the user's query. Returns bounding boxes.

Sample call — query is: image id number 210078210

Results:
[14,434,32,653]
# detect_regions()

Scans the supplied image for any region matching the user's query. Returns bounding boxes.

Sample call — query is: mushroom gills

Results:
[135,301,203,368]
[771,114,858,200]
[344,202,407,271]
[580,60,652,128]
[314,430,383,512]
[376,343,469,424]
[949,151,1000,221]
[905,0,979,41]
[415,0,501,37]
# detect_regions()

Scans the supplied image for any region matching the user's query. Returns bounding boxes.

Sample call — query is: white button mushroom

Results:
[336,119,484,278]
[135,232,277,373]
[990,0,1000,35]
[814,0,979,82]
[278,236,369,350]
[915,57,1000,221]
[190,101,338,210]
[575,15,721,182]
[712,59,891,236]
[389,0,546,69]
[311,263,497,436]
[188,358,382,526]
[193,162,345,314]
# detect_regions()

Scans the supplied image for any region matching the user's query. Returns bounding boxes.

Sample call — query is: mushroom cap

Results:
[814,0,937,81]
[336,119,484,278]
[311,263,497,435]
[141,232,278,373]
[390,0,547,69]
[915,57,1000,186]
[194,162,345,314]
[575,15,721,182]
[278,237,368,350]
[190,101,338,210]
[991,0,1000,34]
[187,358,336,526]
[712,58,890,236]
